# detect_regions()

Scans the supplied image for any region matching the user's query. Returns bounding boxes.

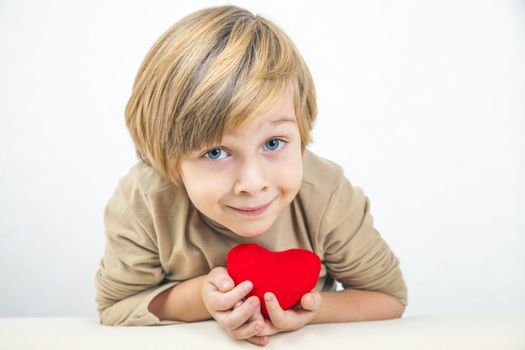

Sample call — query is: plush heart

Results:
[226,243,321,319]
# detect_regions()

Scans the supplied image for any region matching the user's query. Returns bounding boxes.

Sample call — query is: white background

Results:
[0,0,524,318]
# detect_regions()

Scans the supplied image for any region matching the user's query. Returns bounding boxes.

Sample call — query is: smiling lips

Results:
[228,199,274,216]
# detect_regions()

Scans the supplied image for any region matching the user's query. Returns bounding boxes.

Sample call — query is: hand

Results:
[256,291,322,337]
[201,267,267,346]
[232,299,270,346]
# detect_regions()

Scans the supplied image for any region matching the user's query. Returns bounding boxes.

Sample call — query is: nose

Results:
[233,157,268,195]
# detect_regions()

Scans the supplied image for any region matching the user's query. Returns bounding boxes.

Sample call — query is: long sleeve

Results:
[319,177,408,307]
[95,182,179,326]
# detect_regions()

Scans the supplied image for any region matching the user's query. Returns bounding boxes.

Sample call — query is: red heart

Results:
[226,243,321,319]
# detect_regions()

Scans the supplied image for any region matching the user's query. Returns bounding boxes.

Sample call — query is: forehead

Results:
[233,86,296,130]
[232,84,296,132]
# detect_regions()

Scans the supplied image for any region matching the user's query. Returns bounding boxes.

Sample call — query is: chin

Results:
[232,223,271,238]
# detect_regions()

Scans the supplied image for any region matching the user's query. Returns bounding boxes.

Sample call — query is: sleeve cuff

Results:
[130,281,181,326]
[100,281,180,326]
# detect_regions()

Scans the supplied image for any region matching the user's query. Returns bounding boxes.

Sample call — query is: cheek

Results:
[285,165,303,194]
[275,149,303,194]
[182,167,228,207]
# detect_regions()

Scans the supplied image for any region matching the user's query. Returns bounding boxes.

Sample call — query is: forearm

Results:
[148,275,211,322]
[310,289,405,324]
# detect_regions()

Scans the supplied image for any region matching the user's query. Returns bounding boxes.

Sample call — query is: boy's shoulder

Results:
[116,161,178,198]
[301,149,345,195]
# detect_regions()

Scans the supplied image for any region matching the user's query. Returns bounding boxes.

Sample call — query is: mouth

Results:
[227,198,275,217]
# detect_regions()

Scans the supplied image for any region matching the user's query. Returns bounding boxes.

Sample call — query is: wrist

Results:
[309,289,406,324]
[149,274,211,322]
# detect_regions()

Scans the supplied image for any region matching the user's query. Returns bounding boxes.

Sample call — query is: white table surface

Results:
[1,313,524,350]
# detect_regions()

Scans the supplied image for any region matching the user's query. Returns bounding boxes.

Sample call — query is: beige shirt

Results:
[95,149,407,326]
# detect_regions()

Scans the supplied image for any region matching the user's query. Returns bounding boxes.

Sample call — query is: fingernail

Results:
[250,297,258,307]
[306,295,313,306]
[222,280,232,290]
[265,293,273,302]
[244,281,253,291]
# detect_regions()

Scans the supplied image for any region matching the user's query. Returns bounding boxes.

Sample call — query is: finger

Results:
[206,267,235,293]
[264,292,288,329]
[238,299,263,323]
[228,310,265,339]
[210,280,254,311]
[222,296,260,330]
[250,306,265,322]
[246,335,269,346]
[254,319,279,337]
[300,291,321,311]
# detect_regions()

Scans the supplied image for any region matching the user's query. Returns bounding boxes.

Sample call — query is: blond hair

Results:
[125,5,317,186]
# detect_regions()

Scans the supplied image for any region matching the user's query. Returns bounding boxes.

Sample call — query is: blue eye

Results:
[264,138,286,152]
[204,148,228,160]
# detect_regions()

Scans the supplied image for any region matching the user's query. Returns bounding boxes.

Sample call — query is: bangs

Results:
[170,16,301,154]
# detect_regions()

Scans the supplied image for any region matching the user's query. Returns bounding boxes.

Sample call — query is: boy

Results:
[95,5,407,346]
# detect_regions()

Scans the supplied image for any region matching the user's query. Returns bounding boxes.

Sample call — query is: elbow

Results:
[395,304,405,319]
[392,298,406,319]
[98,310,127,327]
[98,308,115,326]
[97,303,123,327]
[389,288,407,319]
[99,318,115,326]
[385,293,406,320]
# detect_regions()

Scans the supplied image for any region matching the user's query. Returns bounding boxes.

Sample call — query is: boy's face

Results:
[179,85,303,238]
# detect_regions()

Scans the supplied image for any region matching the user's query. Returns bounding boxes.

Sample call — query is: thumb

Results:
[207,267,234,292]
[220,278,234,292]
[301,292,320,311]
